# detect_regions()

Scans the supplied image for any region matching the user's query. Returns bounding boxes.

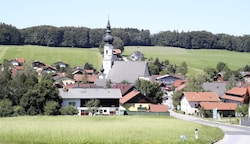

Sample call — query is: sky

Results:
[1,0,249,36]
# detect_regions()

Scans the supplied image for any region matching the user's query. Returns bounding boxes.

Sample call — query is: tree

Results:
[226,74,237,90]
[216,62,227,72]
[185,73,206,92]
[85,99,100,116]
[0,99,14,117]
[204,67,217,81]
[135,79,163,103]
[236,104,249,117]
[44,101,60,115]
[172,90,183,109]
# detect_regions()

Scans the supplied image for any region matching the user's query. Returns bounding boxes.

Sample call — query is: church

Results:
[100,20,150,84]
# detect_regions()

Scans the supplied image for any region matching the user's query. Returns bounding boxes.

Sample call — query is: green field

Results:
[1,45,250,75]
[0,116,223,144]
[0,45,102,69]
[123,46,250,75]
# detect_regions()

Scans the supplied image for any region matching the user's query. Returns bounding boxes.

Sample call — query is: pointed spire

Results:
[103,19,114,44]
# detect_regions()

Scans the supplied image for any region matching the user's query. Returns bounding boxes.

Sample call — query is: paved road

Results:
[170,110,250,144]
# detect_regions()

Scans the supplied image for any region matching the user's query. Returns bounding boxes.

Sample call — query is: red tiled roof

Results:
[173,80,187,88]
[120,90,141,104]
[183,92,220,102]
[85,69,94,74]
[221,94,244,102]
[200,102,237,110]
[149,104,168,112]
[73,74,83,82]
[176,84,186,91]
[15,58,25,64]
[113,49,121,55]
[112,84,134,95]
[87,75,98,83]
[226,87,247,96]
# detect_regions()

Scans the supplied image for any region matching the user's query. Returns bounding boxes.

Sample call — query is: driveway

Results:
[170,110,250,144]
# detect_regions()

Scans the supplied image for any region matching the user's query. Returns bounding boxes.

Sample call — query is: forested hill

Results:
[1,22,250,52]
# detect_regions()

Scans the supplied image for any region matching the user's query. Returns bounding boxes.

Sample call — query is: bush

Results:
[60,106,78,115]
[44,101,60,115]
[0,99,14,117]
[13,106,25,116]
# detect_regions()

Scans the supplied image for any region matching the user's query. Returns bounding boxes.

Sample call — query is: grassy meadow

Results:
[1,45,250,75]
[0,45,102,69]
[123,46,250,75]
[0,116,223,144]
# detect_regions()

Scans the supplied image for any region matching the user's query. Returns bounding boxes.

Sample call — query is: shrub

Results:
[44,101,60,115]
[0,99,14,117]
[60,106,78,115]
[13,106,25,116]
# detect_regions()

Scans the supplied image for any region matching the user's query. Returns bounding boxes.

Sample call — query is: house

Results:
[52,75,75,86]
[73,74,98,83]
[173,79,187,91]
[180,92,220,115]
[113,49,122,60]
[72,68,84,75]
[130,51,144,61]
[59,88,122,116]
[241,72,250,84]
[111,83,135,96]
[107,61,150,84]
[154,74,184,91]
[32,61,46,69]
[202,82,227,97]
[63,83,98,89]
[215,72,226,81]
[54,61,69,69]
[43,66,57,74]
[9,58,25,66]
[199,102,237,117]
[221,87,249,105]
[120,90,153,112]
[149,104,168,112]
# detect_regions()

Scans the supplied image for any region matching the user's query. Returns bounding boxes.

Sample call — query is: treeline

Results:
[1,22,250,52]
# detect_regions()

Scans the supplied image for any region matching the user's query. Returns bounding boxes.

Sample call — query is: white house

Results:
[59,88,122,116]
[180,92,220,115]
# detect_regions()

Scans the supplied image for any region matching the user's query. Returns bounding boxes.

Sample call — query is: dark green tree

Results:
[216,62,227,72]
[0,99,14,117]
[135,79,163,103]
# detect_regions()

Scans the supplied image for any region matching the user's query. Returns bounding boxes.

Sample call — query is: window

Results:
[106,50,108,55]
[69,102,76,106]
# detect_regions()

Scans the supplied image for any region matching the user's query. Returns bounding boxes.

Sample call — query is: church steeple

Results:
[103,20,114,44]
[101,19,114,77]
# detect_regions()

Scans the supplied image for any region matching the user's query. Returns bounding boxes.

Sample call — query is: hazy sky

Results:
[1,0,249,35]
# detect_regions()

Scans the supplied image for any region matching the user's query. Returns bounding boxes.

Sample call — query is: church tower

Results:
[102,20,114,76]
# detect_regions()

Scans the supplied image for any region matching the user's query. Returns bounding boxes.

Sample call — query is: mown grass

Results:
[0,45,102,69]
[1,45,250,75]
[0,116,223,144]
[123,46,250,75]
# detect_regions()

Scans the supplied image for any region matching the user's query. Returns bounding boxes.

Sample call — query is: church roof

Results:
[103,20,114,44]
[107,61,150,84]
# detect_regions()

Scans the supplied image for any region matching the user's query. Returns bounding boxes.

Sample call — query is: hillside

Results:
[0,45,102,70]
[123,46,250,75]
[1,45,250,75]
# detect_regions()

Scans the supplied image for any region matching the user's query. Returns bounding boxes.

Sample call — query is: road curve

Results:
[170,110,250,144]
